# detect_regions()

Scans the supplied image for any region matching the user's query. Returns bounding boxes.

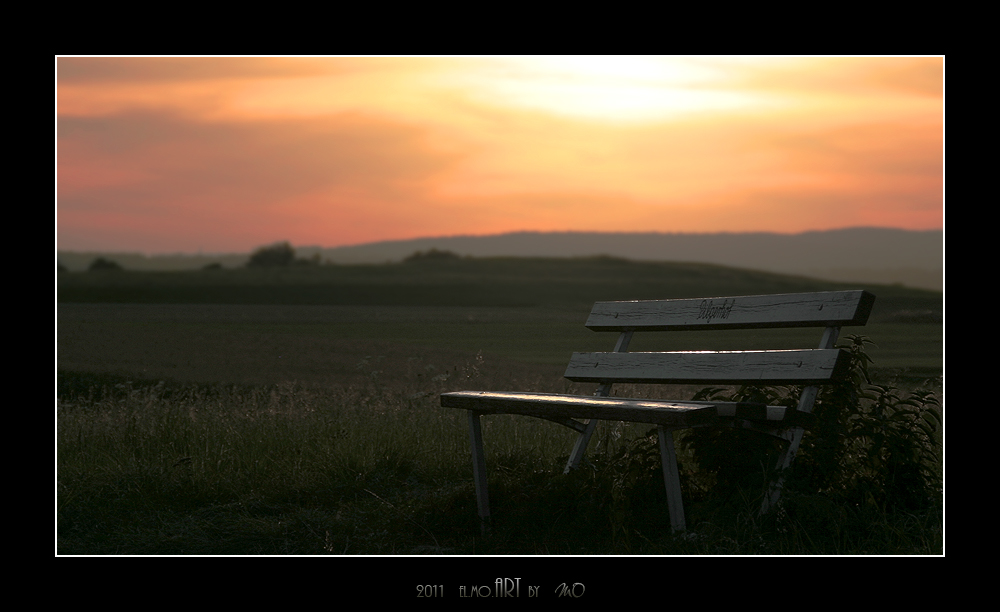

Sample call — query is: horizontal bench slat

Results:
[441,391,813,428]
[564,348,850,384]
[585,290,874,331]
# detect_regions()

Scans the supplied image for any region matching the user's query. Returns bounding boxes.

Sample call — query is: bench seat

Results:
[441,390,814,429]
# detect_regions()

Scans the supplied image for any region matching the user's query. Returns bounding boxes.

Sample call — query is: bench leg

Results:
[467,411,491,535]
[564,419,599,474]
[761,426,804,515]
[657,426,686,532]
[563,333,632,474]
[762,329,839,515]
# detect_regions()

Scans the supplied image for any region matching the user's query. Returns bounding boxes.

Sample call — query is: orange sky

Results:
[56,56,943,254]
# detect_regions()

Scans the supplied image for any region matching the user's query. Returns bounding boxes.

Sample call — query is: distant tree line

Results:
[70,244,463,272]
[403,248,462,262]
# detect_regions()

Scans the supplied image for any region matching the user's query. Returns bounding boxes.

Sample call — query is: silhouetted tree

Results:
[88,257,123,271]
[247,242,296,267]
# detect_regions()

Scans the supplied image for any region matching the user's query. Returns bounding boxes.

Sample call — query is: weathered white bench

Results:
[441,290,875,532]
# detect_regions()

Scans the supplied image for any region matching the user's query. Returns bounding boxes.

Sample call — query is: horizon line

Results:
[57,225,943,257]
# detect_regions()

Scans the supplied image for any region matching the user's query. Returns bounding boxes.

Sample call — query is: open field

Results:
[57,259,943,555]
[56,302,941,391]
[57,257,942,381]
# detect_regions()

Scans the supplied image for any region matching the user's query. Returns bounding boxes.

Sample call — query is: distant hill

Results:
[58,227,943,291]
[317,228,943,291]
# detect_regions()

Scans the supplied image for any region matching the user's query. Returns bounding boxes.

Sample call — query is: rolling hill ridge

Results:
[58,227,943,291]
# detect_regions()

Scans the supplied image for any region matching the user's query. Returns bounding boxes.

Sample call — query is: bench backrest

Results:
[564,290,875,386]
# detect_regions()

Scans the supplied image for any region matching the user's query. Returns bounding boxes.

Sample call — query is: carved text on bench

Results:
[698,298,735,322]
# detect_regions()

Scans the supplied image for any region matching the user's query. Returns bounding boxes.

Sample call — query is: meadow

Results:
[56,257,943,555]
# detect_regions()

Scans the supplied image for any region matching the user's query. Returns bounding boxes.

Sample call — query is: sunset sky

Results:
[56,56,943,254]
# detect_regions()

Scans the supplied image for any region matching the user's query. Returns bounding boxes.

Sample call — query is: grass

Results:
[56,258,942,555]
[57,357,942,555]
[57,360,581,554]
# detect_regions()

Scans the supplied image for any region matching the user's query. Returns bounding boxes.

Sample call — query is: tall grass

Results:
[58,354,587,554]
[57,347,942,555]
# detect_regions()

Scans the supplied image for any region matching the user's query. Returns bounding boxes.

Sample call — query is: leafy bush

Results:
[681,335,942,514]
[574,335,942,537]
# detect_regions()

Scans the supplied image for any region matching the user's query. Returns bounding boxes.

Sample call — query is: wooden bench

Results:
[441,290,876,533]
